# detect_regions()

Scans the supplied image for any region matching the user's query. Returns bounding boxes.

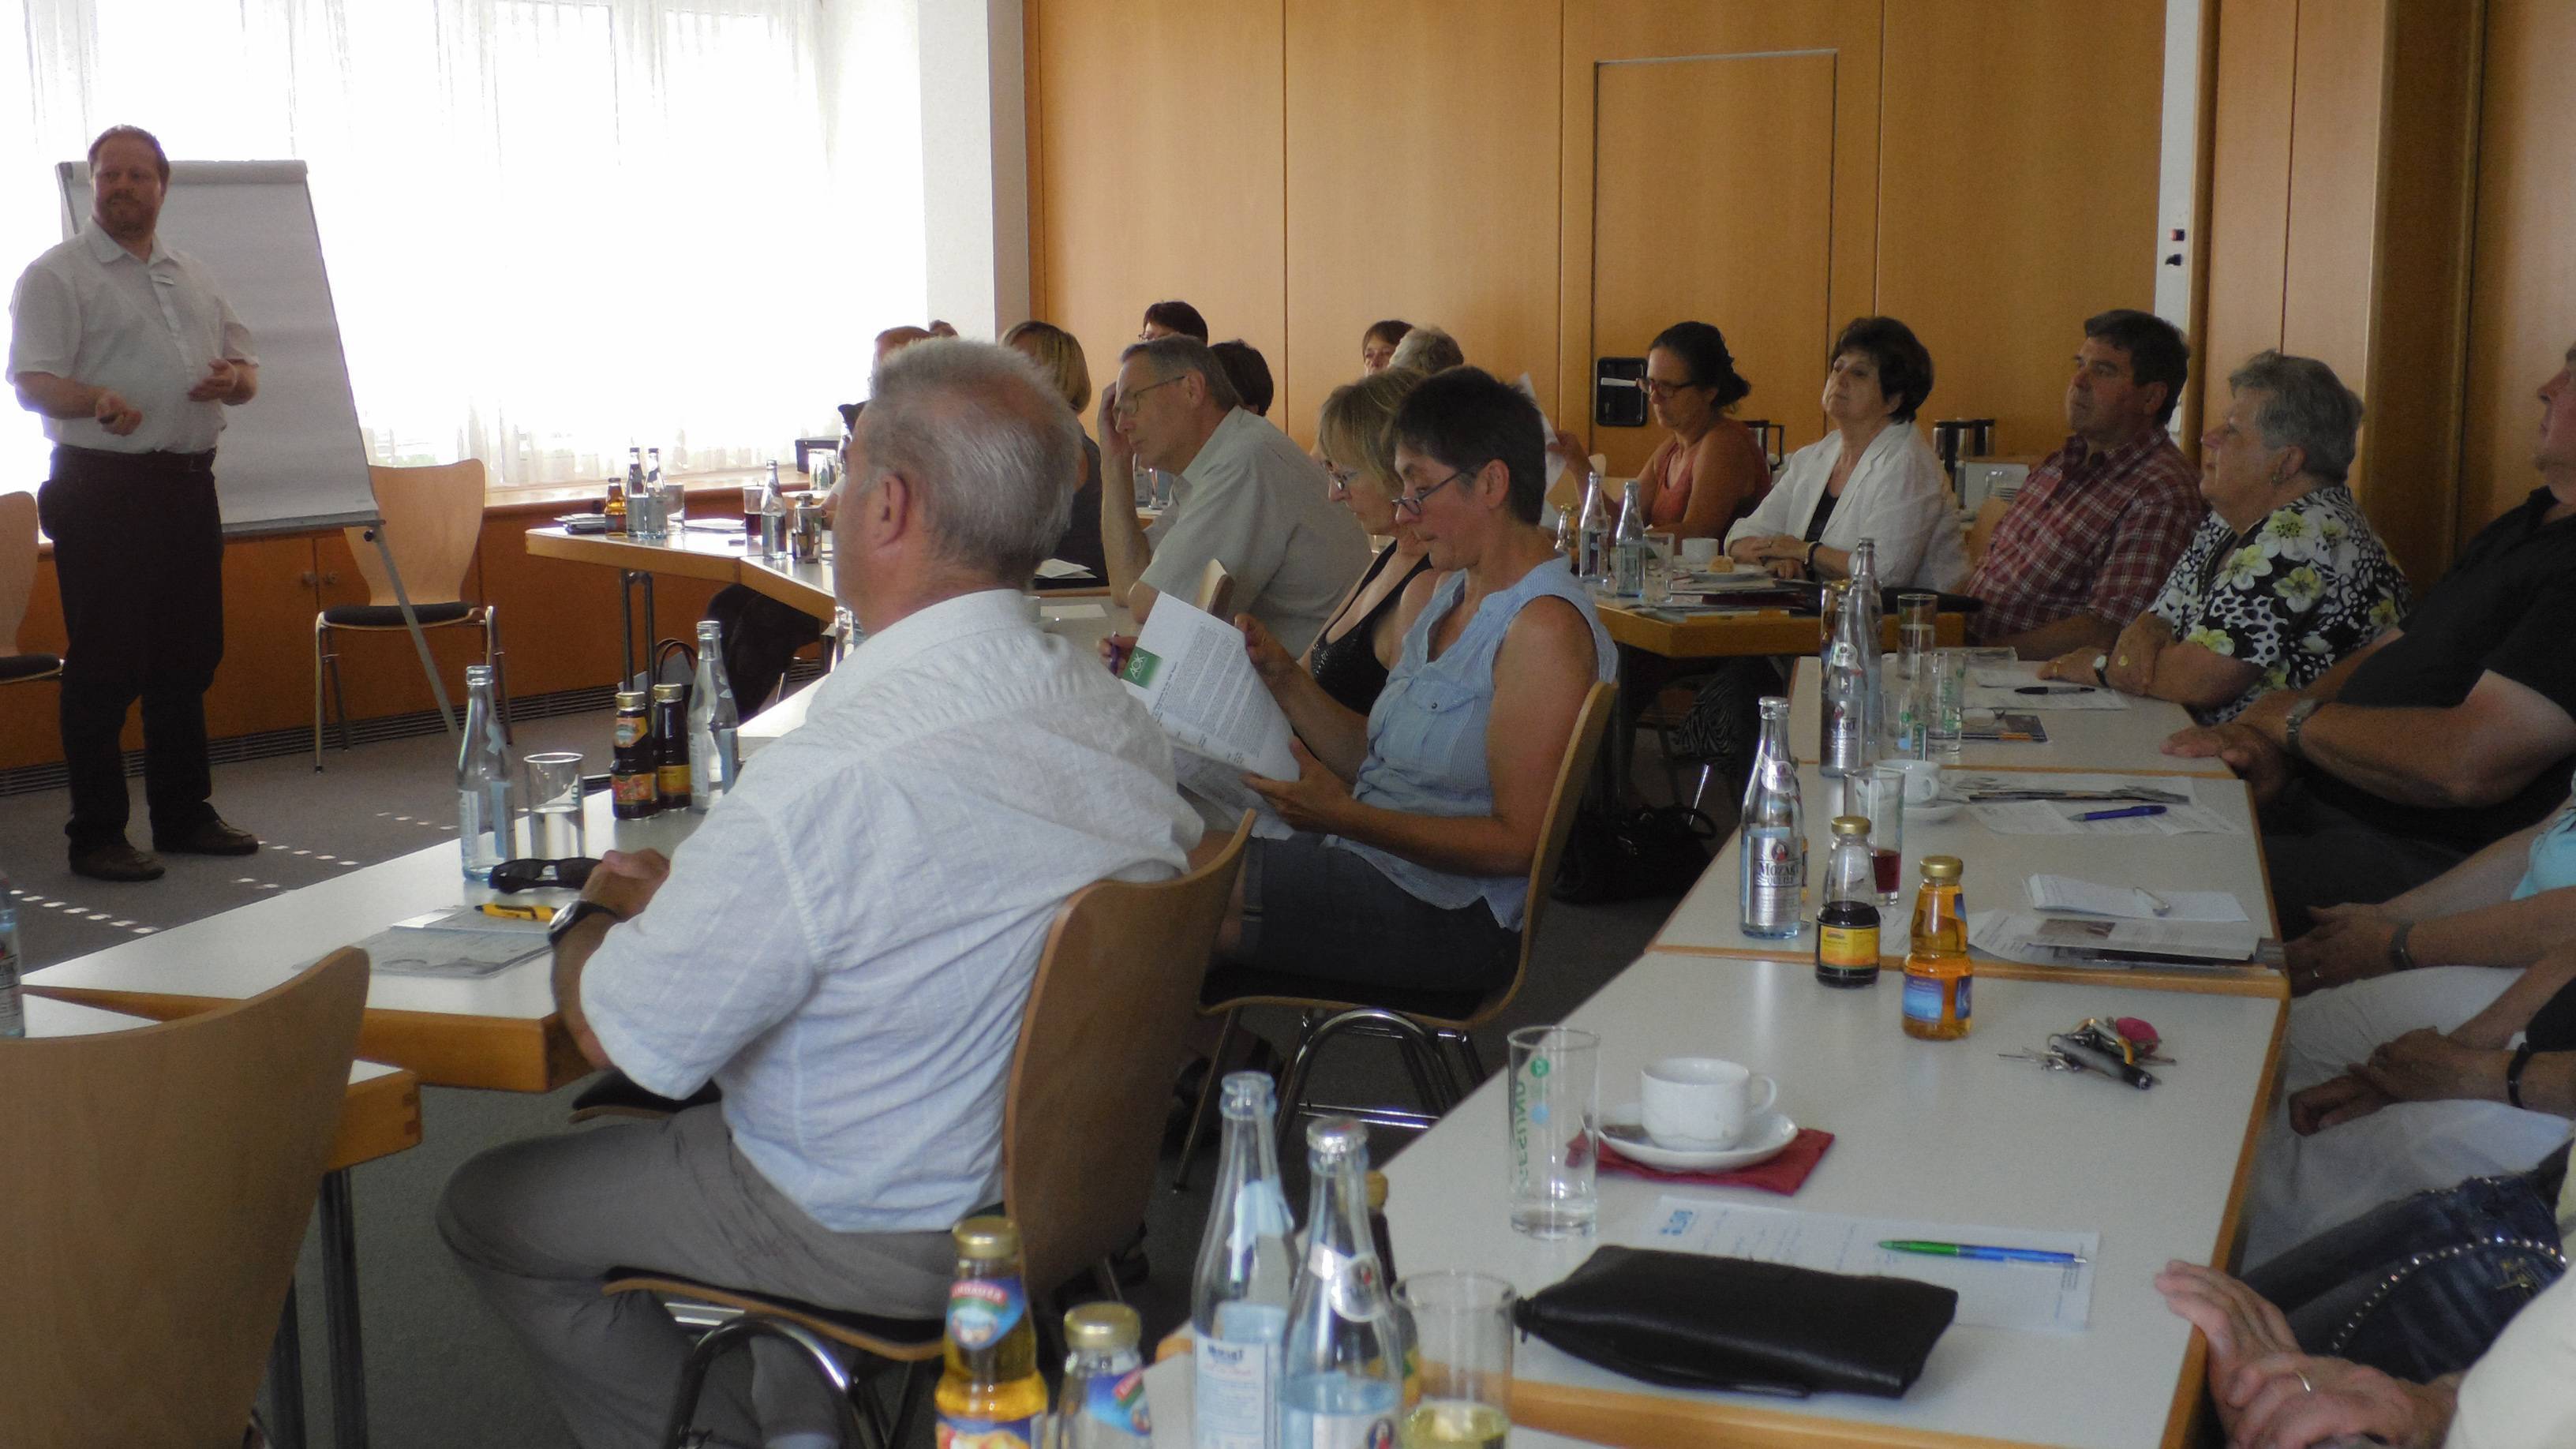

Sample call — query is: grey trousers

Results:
[437,1106,957,1449]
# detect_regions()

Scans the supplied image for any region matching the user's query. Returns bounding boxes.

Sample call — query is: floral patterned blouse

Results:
[2147,484,2409,724]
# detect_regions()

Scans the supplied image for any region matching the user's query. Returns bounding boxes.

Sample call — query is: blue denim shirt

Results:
[1328,555,1616,927]
[2515,767,2576,900]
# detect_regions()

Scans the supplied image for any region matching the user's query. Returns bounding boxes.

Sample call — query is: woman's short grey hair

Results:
[858,339,1083,580]
[1388,325,1463,374]
[2228,350,2364,484]
[1118,335,1242,411]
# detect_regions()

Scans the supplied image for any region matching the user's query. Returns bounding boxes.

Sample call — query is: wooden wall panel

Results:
[1282,0,1560,447]
[2199,0,2296,433]
[2458,0,2576,532]
[1876,0,2168,459]
[1027,0,1286,410]
[1560,1,1883,463]
[1589,54,1837,477]
[2277,0,2386,399]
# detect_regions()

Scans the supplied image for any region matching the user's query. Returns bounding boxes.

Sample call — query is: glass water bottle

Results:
[1739,696,1806,939]
[1192,1072,1296,1449]
[687,619,740,810]
[1280,1118,1404,1449]
[456,664,517,882]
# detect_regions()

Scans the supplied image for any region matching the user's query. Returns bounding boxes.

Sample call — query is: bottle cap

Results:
[1921,855,1964,881]
[614,689,646,710]
[465,664,492,685]
[952,1215,1020,1261]
[650,682,687,703]
[1366,1170,1388,1212]
[1064,1301,1141,1353]
[1831,815,1870,836]
[696,619,722,641]
[1306,1116,1369,1161]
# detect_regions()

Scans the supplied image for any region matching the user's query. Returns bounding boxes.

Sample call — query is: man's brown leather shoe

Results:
[69,841,166,882]
[155,817,260,856]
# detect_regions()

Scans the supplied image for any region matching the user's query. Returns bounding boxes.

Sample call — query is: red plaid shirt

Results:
[1966,429,2203,643]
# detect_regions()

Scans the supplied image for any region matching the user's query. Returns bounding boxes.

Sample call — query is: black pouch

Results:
[1512,1245,1956,1398]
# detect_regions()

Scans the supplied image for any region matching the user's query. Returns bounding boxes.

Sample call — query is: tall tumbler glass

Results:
[1897,591,1938,668]
[1847,763,1907,907]
[1506,1025,1599,1238]
[1397,1272,1515,1449]
[1930,647,1969,757]
[525,752,587,859]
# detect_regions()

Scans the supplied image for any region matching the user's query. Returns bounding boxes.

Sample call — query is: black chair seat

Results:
[0,653,62,681]
[321,601,474,628]
[569,1070,722,1121]
[1200,964,1488,1024]
[603,1269,943,1354]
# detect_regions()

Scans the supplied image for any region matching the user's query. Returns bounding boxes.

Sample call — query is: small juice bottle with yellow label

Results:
[1814,816,1881,988]
[1902,855,1972,1040]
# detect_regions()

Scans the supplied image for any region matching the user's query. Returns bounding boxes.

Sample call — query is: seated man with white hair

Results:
[1098,334,1372,654]
[439,339,1202,1449]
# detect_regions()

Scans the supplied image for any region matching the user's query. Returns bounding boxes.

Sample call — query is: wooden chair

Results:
[1178,681,1618,1183]
[0,490,62,687]
[1191,558,1235,619]
[606,814,1256,1449]
[314,461,500,768]
[0,948,369,1445]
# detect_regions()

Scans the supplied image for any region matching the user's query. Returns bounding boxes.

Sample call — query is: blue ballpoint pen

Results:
[2076,804,2167,822]
[1879,1239,2090,1265]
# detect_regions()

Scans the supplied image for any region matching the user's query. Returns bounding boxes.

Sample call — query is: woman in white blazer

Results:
[1724,316,1968,591]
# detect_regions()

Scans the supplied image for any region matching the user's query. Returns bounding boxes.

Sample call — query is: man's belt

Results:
[54,443,217,474]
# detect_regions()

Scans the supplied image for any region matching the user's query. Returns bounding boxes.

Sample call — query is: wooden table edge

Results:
[1639,943,2288,999]
[24,983,588,1092]
[736,559,836,620]
[330,1065,423,1173]
[524,526,749,586]
[1508,1377,2078,1449]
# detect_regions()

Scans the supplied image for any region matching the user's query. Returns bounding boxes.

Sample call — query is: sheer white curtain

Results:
[1,0,923,492]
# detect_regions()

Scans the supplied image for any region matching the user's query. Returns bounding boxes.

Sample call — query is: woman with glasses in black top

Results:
[1304,366,1441,713]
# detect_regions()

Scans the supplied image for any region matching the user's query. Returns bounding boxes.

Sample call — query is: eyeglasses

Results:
[1324,464,1361,492]
[1112,375,1184,420]
[1391,467,1472,519]
[1643,377,1705,400]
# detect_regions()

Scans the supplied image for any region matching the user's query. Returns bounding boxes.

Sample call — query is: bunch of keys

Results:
[2000,1016,2169,1091]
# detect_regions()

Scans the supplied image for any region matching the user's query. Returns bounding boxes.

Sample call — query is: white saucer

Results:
[1600,1106,1799,1172]
[1908,797,1964,824]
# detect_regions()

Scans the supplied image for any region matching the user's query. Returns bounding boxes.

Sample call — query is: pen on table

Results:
[481,901,549,922]
[2077,804,2167,822]
[2015,684,2096,695]
[1879,1240,2089,1265]
[2133,887,2174,917]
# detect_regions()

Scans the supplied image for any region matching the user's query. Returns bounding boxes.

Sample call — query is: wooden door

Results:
[1588,53,1838,477]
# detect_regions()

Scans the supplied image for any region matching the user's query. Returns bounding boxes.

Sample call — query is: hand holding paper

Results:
[1242,737,1354,833]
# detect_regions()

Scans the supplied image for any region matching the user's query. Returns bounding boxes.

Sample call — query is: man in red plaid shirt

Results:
[1965,310,2203,659]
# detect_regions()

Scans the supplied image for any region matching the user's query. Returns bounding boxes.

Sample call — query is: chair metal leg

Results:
[1281,1008,1462,1145]
[317,1169,369,1449]
[655,1316,867,1449]
[1393,1034,1443,1114]
[1272,1013,1331,1164]
[1170,1009,1241,1193]
[321,629,354,755]
[266,1286,309,1449]
[481,605,510,746]
[311,619,329,772]
[881,1360,934,1449]
[1452,1031,1489,1088]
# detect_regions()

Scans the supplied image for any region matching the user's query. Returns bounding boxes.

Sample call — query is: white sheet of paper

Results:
[2026,875,2250,923]
[1965,683,2130,711]
[1121,601,1300,781]
[1035,558,1095,579]
[1043,602,1108,620]
[392,906,549,935]
[346,927,547,979]
[1970,910,2260,964]
[1637,1196,2097,1332]
[1173,751,1294,841]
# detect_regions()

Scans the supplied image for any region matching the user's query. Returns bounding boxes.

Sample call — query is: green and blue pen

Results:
[1879,1239,2088,1265]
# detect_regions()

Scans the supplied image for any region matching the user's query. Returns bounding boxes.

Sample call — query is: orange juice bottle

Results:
[1901,856,1972,1040]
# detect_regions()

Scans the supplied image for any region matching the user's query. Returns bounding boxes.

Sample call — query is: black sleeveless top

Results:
[1309,542,1432,714]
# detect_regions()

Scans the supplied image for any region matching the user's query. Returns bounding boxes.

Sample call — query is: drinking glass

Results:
[1397,1272,1515,1449]
[1897,591,1938,668]
[1930,647,1969,756]
[631,484,668,542]
[653,480,687,534]
[1846,764,1907,907]
[741,484,766,541]
[1506,1026,1598,1238]
[524,752,587,859]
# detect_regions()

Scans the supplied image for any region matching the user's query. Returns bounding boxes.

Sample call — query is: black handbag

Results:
[1552,805,1718,904]
[1513,1245,1957,1398]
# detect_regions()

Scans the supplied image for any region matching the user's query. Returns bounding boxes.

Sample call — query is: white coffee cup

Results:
[1639,1056,1778,1148]
[1893,758,1942,804]
[1680,537,1722,569]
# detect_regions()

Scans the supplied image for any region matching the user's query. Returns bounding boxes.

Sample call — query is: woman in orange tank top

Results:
[1635,321,1771,539]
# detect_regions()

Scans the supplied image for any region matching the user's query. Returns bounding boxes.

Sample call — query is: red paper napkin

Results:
[1596,1128,1835,1194]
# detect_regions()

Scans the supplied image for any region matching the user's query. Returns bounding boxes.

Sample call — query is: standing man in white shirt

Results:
[1096,334,1371,655]
[439,339,1201,1449]
[6,125,260,882]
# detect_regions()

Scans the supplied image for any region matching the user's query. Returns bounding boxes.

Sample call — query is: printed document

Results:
[1121,601,1299,838]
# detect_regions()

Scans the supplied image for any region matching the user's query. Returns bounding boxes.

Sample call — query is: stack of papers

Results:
[1119,602,1297,841]
[1954,775,2243,836]
[2026,874,2248,923]
[1971,912,2263,966]
[1965,680,2131,711]
[1034,558,1095,580]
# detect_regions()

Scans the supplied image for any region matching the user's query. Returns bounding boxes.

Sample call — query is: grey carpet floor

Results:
[0,703,1687,1447]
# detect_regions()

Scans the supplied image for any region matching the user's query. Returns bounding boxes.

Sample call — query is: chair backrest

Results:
[1,949,369,1443]
[1191,558,1235,619]
[346,460,488,607]
[1002,814,1253,1298]
[1475,680,1617,1025]
[0,489,39,652]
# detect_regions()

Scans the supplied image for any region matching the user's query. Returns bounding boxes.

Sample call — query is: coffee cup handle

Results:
[1747,1075,1778,1118]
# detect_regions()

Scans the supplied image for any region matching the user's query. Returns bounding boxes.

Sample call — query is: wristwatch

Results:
[2387,920,2417,972]
[2282,698,2325,759]
[547,898,627,948]
[2507,1042,2537,1110]
[2089,653,2109,685]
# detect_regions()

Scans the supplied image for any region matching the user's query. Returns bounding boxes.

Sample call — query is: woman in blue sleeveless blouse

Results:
[1217,368,1619,994]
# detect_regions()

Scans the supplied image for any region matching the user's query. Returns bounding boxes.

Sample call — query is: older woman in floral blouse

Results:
[2042,350,2406,723]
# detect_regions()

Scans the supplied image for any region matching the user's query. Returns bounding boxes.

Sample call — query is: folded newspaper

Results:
[1118,601,1298,839]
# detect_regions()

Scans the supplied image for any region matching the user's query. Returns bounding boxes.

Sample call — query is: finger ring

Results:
[2294,1368,2315,1394]
[2117,656,2129,666]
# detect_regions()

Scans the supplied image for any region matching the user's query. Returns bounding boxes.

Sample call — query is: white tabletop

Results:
[1380,951,2282,1449]
[1787,657,2232,777]
[1654,763,2282,994]
[1137,1354,1606,1449]
[21,994,401,1088]
[26,791,700,1081]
